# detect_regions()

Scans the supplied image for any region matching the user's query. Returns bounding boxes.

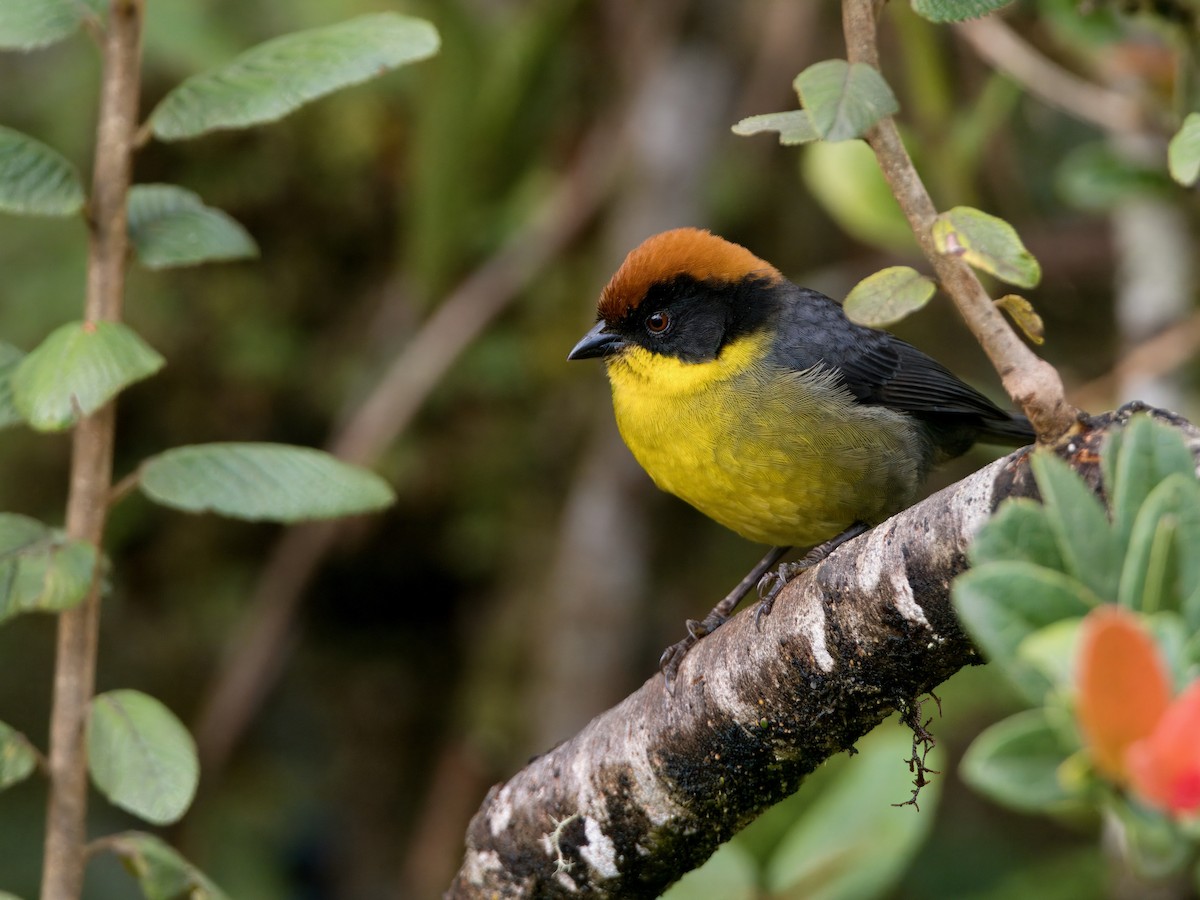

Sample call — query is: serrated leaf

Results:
[960,710,1076,813]
[0,125,85,216]
[1168,113,1200,186]
[1106,414,1198,552]
[0,720,38,790]
[107,832,229,900]
[911,0,1016,22]
[793,59,899,142]
[971,498,1065,571]
[1031,451,1120,601]
[148,13,439,141]
[1119,475,1200,618]
[139,443,395,522]
[731,110,818,146]
[0,892,24,900]
[0,342,24,430]
[88,690,198,825]
[128,184,258,269]
[10,321,164,431]
[932,206,1042,288]
[0,513,97,624]
[765,725,941,898]
[843,266,935,327]
[953,561,1098,702]
[0,0,87,50]
[996,294,1044,344]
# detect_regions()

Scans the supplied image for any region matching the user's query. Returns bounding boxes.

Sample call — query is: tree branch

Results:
[953,16,1145,134]
[42,2,143,899]
[842,0,1078,441]
[447,408,1185,898]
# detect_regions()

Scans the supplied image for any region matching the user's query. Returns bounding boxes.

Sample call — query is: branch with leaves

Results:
[0,4,438,898]
[450,0,1200,896]
[449,407,1200,897]
[740,0,1076,439]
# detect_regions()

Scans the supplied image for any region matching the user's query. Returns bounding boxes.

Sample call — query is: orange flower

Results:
[1076,606,1172,782]
[1127,682,1200,816]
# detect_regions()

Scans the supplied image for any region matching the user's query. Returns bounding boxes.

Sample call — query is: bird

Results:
[567,227,1035,681]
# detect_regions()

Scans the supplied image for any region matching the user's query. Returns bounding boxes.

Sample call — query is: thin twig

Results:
[841,0,1077,441]
[107,467,141,507]
[955,17,1145,134]
[41,2,143,899]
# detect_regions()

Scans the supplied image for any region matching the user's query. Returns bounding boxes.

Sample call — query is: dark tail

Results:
[975,412,1036,447]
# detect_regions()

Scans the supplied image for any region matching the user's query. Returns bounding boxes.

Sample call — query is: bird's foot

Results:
[659,613,730,690]
[754,562,807,627]
[753,522,871,628]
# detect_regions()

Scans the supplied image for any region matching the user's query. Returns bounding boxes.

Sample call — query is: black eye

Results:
[645,311,670,335]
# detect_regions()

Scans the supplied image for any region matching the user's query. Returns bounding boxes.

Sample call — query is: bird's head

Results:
[568,229,784,373]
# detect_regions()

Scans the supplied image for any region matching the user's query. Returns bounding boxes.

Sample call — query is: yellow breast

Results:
[605,335,927,547]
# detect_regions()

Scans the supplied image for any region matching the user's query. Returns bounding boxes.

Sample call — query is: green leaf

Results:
[802,139,914,253]
[1017,618,1083,690]
[996,294,1045,345]
[953,561,1098,702]
[1109,796,1193,879]
[0,342,24,430]
[972,498,1065,571]
[843,266,936,328]
[732,110,818,146]
[1168,113,1200,186]
[793,59,899,142]
[1031,451,1120,602]
[765,724,940,899]
[88,690,198,825]
[1144,612,1193,692]
[911,0,1016,22]
[106,832,229,900]
[10,321,164,431]
[139,443,395,522]
[0,513,97,624]
[128,184,258,269]
[932,206,1042,288]
[0,720,38,790]
[147,13,440,141]
[960,709,1076,813]
[0,0,87,50]
[0,892,25,900]
[1119,474,1200,618]
[1105,414,1197,552]
[0,125,85,216]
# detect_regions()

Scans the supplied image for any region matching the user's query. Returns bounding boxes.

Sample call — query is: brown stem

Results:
[954,17,1144,134]
[841,0,1077,441]
[40,3,143,899]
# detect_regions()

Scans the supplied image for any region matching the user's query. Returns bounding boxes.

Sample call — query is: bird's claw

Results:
[658,635,696,691]
[754,562,808,629]
[660,613,730,690]
[686,614,726,640]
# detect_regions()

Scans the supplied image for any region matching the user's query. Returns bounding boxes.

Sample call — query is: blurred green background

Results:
[1,0,1196,897]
